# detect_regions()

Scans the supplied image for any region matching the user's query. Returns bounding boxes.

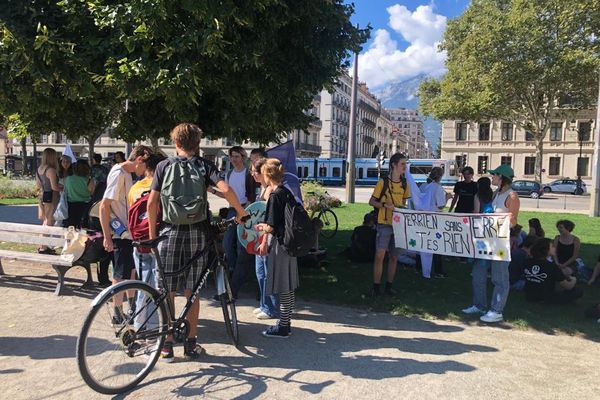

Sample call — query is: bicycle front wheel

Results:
[216,265,239,346]
[317,209,338,239]
[77,281,168,395]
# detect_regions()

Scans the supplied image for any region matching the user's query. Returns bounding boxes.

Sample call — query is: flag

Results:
[267,140,302,202]
[63,143,77,163]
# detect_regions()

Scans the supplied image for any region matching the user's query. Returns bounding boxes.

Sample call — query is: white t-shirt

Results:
[103,164,133,237]
[227,169,248,205]
[420,182,447,211]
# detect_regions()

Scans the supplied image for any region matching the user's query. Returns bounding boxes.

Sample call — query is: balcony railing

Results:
[296,142,322,153]
[362,117,376,128]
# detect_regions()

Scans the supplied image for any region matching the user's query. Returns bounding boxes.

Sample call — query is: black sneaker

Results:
[262,324,290,338]
[434,272,448,279]
[183,338,205,361]
[160,341,174,363]
[384,286,397,296]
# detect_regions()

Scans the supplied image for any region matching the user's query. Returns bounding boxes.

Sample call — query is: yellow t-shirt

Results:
[127,177,152,207]
[371,178,411,225]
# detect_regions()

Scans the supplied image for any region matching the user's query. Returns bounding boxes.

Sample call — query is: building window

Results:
[577,157,589,177]
[478,123,490,141]
[501,123,513,141]
[525,131,535,141]
[549,157,561,175]
[578,121,592,141]
[477,156,488,175]
[455,123,467,141]
[550,122,562,141]
[501,156,512,167]
[524,157,536,175]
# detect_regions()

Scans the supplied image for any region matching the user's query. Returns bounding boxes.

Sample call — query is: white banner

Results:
[392,209,512,262]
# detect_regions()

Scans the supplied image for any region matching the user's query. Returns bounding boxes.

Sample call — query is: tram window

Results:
[358,168,364,179]
[410,165,432,175]
[366,168,379,178]
[304,167,309,176]
[332,167,341,177]
[319,166,327,177]
[297,167,302,177]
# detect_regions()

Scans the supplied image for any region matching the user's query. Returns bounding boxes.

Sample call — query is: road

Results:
[324,187,591,214]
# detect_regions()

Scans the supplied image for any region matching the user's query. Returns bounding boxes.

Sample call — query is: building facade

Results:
[387,108,430,158]
[318,73,352,158]
[290,94,322,158]
[0,127,14,173]
[440,109,597,184]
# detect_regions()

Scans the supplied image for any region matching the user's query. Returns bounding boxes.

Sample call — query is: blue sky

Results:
[346,0,471,89]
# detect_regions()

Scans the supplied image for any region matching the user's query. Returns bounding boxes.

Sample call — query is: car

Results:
[511,180,544,199]
[542,179,586,195]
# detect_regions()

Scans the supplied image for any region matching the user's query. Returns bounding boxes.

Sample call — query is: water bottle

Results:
[65,226,75,247]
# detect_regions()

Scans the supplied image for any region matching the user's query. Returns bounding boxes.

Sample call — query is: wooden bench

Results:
[0,222,94,295]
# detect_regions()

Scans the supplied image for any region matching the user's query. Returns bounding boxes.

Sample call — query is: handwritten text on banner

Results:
[392,209,512,262]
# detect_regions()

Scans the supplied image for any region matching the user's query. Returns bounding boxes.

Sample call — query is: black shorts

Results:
[112,239,135,280]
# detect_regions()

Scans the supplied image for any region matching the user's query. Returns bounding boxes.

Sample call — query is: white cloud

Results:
[356,4,448,88]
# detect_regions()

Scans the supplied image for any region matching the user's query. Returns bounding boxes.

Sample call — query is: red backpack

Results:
[128,191,161,253]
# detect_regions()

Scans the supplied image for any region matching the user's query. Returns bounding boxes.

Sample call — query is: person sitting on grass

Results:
[553,220,581,277]
[528,218,545,238]
[509,235,537,291]
[585,256,600,285]
[524,238,583,304]
[346,212,377,263]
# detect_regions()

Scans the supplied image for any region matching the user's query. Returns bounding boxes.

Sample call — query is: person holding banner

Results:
[463,165,520,323]
[368,153,411,297]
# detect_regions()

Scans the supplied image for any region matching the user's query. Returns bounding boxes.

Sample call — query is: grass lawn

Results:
[0,198,39,205]
[297,203,600,340]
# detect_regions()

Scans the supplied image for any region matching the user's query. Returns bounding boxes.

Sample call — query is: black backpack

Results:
[282,192,315,257]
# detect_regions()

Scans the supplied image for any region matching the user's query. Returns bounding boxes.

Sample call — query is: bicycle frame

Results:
[117,236,229,343]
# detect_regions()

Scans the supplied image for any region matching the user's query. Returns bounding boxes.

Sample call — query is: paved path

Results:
[0,264,598,399]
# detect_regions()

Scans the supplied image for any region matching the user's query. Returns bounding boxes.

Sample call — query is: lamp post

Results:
[571,119,593,195]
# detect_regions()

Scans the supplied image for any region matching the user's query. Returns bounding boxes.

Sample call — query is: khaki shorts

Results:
[376,224,405,258]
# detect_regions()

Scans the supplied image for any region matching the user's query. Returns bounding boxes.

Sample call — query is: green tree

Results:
[58,0,369,144]
[419,0,600,183]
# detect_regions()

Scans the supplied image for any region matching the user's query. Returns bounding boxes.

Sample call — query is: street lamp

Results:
[570,119,594,194]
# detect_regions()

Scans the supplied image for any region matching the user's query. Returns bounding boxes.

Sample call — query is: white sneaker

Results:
[256,311,275,320]
[480,310,503,323]
[253,308,262,315]
[462,305,485,315]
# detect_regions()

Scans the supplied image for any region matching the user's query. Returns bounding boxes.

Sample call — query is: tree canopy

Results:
[418,0,600,182]
[0,0,369,147]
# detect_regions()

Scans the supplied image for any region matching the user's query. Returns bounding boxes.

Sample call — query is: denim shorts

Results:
[375,224,405,258]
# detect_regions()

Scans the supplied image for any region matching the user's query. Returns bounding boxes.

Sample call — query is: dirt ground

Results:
[0,261,599,400]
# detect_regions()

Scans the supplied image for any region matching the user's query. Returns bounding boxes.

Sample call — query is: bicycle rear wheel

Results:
[317,209,338,239]
[216,265,239,346]
[77,281,168,395]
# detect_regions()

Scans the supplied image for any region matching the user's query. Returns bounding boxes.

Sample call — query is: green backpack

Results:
[160,157,208,225]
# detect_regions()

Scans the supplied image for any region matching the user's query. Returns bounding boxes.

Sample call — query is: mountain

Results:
[374,74,441,150]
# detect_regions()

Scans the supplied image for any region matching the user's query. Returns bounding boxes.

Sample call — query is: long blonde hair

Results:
[40,148,59,170]
[261,158,285,183]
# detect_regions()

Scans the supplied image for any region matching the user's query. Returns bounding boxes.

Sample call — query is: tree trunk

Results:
[534,136,544,184]
[32,140,37,175]
[87,134,96,163]
[150,136,160,152]
[20,138,27,174]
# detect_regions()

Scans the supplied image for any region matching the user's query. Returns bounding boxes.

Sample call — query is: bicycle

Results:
[308,191,339,239]
[76,216,243,395]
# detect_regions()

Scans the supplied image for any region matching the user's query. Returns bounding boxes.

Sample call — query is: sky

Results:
[347,0,471,89]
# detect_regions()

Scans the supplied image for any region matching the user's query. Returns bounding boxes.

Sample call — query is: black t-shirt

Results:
[265,185,296,243]
[524,258,566,301]
[453,181,478,213]
[151,156,222,192]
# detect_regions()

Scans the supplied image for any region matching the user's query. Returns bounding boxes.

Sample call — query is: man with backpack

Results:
[127,153,165,331]
[100,145,152,322]
[90,153,109,203]
[147,123,248,361]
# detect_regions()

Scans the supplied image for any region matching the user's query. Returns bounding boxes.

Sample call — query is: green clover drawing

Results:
[409,239,417,247]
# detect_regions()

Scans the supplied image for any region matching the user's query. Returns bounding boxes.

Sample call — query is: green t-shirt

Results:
[65,175,91,203]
